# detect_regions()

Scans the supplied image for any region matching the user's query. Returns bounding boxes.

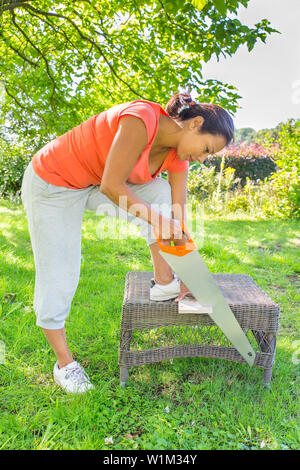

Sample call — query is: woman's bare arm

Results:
[167,168,189,225]
[100,115,162,227]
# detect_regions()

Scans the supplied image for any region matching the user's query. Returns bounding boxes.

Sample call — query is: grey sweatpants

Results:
[21,161,172,329]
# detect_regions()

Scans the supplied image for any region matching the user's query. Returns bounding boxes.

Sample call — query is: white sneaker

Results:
[53,360,95,394]
[150,275,180,301]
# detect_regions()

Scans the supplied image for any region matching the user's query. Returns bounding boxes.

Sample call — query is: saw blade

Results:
[153,221,255,366]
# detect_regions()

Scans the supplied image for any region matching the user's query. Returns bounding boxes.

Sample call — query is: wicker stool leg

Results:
[120,366,129,388]
[263,368,273,388]
[261,332,277,388]
[119,330,132,387]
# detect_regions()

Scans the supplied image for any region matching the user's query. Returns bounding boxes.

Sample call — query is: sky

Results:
[192,0,300,131]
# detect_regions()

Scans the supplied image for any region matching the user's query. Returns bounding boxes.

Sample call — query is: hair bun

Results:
[164,92,235,146]
[165,92,197,117]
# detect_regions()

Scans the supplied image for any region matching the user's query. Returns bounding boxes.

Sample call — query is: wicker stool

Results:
[119,271,280,388]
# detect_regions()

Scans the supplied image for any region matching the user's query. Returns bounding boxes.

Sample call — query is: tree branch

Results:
[11,9,61,110]
[23,3,145,98]
[4,81,51,132]
[0,0,35,15]
[2,38,39,68]
[17,6,97,81]
[157,0,204,40]
[67,5,124,55]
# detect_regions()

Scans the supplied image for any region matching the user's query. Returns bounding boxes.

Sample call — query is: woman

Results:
[21,92,234,393]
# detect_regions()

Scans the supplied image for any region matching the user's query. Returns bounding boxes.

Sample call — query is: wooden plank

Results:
[178,296,213,314]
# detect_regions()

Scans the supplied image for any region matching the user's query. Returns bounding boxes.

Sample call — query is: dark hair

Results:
[165,92,235,146]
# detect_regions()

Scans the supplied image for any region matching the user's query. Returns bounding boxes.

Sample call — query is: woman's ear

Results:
[190,115,204,130]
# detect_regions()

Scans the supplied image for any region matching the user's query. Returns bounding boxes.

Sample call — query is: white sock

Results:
[155,275,175,286]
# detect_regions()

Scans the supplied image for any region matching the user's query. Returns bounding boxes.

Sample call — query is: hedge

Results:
[202,154,277,186]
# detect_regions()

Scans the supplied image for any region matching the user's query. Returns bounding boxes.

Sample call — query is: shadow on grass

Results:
[125,344,297,395]
[1,206,297,331]
[2,205,298,278]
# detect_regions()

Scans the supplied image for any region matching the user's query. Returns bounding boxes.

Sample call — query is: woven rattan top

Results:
[121,271,280,332]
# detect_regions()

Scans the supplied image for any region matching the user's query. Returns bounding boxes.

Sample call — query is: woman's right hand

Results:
[153,216,188,245]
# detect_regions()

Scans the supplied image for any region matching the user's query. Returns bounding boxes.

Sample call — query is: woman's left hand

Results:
[174,280,193,302]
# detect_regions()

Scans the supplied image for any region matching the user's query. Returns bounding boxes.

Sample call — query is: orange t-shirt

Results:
[32,99,189,189]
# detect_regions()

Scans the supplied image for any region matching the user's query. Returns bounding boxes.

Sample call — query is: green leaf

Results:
[213,0,227,16]
[164,0,185,14]
[247,37,256,52]
[191,0,208,11]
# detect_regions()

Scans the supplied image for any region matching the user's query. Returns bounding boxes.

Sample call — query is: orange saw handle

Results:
[153,220,197,257]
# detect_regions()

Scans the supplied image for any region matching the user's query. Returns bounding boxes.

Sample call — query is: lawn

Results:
[0,199,299,450]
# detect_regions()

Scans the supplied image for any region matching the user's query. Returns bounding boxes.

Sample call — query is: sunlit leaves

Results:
[212,0,227,16]
[0,0,279,144]
[190,0,208,11]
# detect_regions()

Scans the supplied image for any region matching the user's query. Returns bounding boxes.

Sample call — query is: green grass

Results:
[0,199,299,450]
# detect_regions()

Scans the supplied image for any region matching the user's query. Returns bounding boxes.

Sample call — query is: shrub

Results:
[187,137,299,219]
[187,156,244,216]
[258,169,300,218]
[0,139,32,201]
[187,165,220,200]
[257,119,300,218]
[256,118,299,172]
[202,143,278,186]
[188,121,299,219]
[226,194,249,213]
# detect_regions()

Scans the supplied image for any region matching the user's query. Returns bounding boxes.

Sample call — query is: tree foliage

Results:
[249,118,300,173]
[0,0,279,147]
[234,127,257,144]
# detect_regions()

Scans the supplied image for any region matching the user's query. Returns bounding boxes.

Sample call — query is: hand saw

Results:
[153,220,255,366]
